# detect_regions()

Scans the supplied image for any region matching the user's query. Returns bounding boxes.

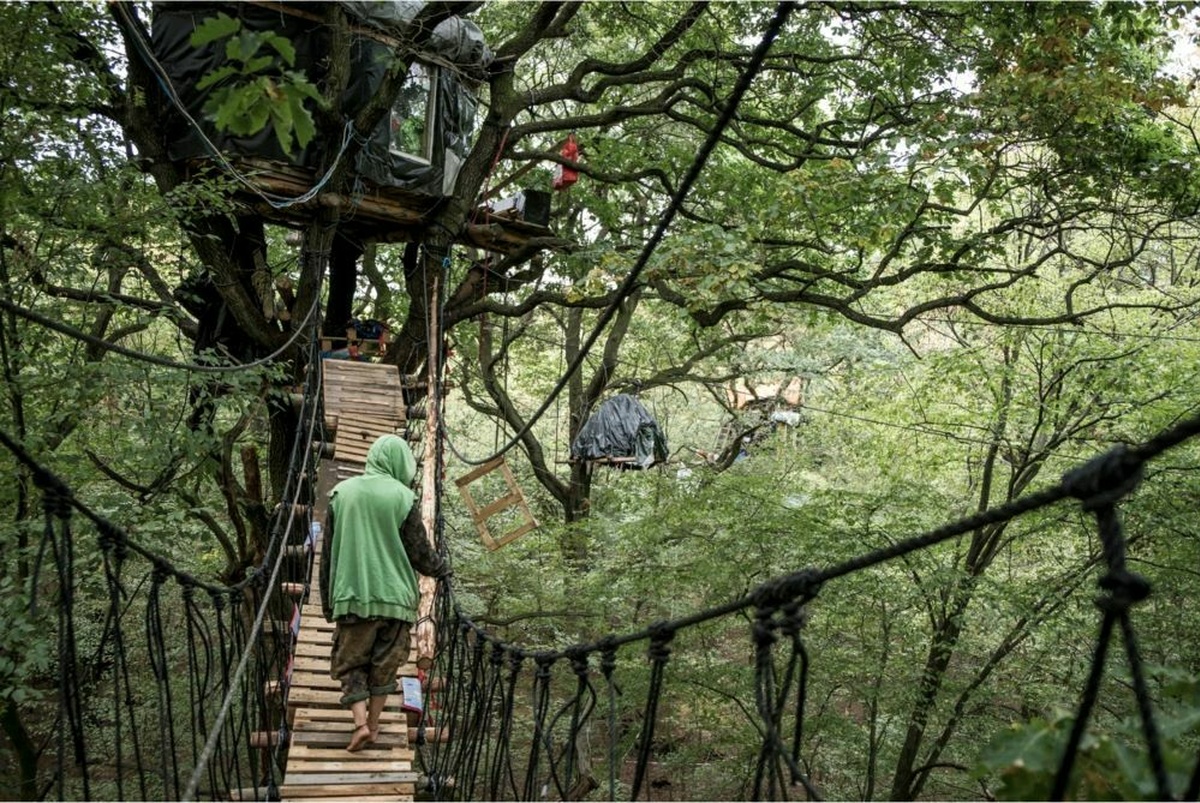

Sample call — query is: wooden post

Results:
[414,257,440,670]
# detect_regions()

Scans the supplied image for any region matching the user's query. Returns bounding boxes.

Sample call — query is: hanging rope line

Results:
[0,289,320,374]
[447,0,799,466]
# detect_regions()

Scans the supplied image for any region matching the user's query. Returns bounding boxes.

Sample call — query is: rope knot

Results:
[565,645,590,678]
[32,466,72,518]
[40,483,73,520]
[151,560,172,585]
[1096,568,1151,613]
[209,589,226,611]
[780,599,808,638]
[507,648,525,674]
[97,521,124,557]
[751,578,782,611]
[647,622,674,664]
[753,605,778,648]
[534,651,556,679]
[489,641,506,667]
[598,637,618,679]
[753,569,822,611]
[1063,445,1144,511]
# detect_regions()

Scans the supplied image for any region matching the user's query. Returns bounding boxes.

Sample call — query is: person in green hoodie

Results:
[320,433,447,752]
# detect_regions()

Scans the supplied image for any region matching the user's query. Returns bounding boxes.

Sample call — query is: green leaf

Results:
[977,717,1066,775]
[287,91,316,150]
[227,30,263,64]
[244,55,274,75]
[270,98,294,154]
[265,33,297,66]
[189,12,240,47]
[195,64,237,91]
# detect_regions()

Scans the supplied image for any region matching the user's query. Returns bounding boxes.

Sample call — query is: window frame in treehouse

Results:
[389,62,438,165]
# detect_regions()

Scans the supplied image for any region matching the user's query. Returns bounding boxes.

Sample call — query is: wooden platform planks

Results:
[320,361,407,465]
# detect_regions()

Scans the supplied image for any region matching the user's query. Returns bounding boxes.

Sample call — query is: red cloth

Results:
[553,133,579,190]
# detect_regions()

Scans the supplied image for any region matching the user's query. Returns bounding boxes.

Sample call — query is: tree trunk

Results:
[1,697,38,801]
[888,585,972,800]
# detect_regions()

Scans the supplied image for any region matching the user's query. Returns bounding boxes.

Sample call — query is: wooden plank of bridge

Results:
[280,458,423,803]
[320,360,408,464]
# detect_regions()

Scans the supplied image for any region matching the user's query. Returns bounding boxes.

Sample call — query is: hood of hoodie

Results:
[363,434,416,485]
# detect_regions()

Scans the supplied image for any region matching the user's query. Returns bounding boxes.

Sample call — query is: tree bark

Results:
[1,697,38,801]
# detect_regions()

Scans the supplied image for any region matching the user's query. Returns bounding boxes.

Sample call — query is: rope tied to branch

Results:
[753,602,779,649]
[780,598,808,639]
[506,647,526,678]
[37,470,73,520]
[1052,444,1171,800]
[488,639,506,668]
[597,637,618,680]
[533,651,556,681]
[646,621,675,664]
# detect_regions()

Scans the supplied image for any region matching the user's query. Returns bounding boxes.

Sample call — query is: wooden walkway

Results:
[278,359,425,802]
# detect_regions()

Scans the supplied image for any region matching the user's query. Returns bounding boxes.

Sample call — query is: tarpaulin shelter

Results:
[570,394,668,469]
[151,1,491,197]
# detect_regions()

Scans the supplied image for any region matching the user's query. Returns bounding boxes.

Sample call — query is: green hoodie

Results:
[325,434,422,621]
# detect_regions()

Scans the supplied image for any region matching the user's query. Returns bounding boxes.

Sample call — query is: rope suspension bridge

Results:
[4,4,1200,800]
[4,308,1200,800]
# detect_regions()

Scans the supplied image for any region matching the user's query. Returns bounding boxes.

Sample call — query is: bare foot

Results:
[347,724,372,752]
[369,725,380,743]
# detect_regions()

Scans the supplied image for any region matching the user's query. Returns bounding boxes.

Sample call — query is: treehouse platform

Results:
[192,157,571,256]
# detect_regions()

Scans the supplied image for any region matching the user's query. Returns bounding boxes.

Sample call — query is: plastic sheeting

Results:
[150,2,483,195]
[341,1,494,70]
[570,395,668,469]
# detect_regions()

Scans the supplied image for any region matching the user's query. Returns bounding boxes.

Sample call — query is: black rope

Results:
[1051,444,1169,799]
[600,638,620,801]
[448,0,799,466]
[631,623,674,801]
[524,653,557,799]
[8,260,1200,803]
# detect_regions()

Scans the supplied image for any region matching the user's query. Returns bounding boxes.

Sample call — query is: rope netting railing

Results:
[0,313,327,801]
[415,414,1200,801]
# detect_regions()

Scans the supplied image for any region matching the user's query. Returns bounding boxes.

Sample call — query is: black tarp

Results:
[570,395,668,469]
[150,2,485,195]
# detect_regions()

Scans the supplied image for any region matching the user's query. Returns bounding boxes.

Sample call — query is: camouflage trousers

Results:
[329,614,412,706]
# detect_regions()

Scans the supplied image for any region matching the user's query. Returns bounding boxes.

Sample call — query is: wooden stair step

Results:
[281,797,412,802]
[285,772,417,785]
[291,729,407,748]
[289,688,424,709]
[291,707,409,723]
[280,782,414,798]
[288,746,413,762]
